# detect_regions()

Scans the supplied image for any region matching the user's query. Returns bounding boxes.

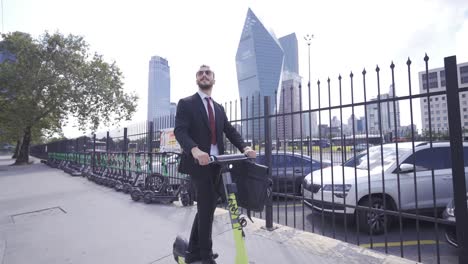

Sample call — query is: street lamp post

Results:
[304,34,314,152]
[304,34,314,89]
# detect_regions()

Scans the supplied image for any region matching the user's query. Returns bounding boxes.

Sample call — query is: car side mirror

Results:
[398,163,414,173]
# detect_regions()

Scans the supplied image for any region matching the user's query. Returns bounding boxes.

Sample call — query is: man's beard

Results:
[198,82,212,90]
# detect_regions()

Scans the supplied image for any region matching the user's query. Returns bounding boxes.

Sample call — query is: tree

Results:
[0,31,137,165]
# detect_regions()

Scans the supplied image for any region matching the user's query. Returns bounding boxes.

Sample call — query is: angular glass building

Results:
[277,33,302,140]
[236,8,284,140]
[278,33,299,75]
[147,56,171,121]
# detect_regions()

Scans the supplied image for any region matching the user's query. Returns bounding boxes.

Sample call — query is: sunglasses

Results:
[197,70,213,77]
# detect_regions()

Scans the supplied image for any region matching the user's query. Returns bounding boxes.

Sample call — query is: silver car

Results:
[303,142,468,234]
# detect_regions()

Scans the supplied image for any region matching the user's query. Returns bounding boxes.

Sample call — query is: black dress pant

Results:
[187,164,222,259]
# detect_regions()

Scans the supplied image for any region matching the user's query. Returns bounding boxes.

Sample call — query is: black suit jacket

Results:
[174,92,247,174]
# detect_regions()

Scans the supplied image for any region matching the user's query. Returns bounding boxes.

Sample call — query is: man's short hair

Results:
[197,64,215,78]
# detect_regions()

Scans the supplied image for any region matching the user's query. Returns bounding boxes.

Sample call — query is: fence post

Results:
[92,134,96,172]
[445,55,468,264]
[123,127,128,175]
[106,131,110,153]
[264,96,275,230]
[148,121,154,172]
[343,134,347,161]
[123,128,128,152]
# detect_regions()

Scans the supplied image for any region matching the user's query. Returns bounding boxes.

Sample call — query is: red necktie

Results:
[205,97,217,145]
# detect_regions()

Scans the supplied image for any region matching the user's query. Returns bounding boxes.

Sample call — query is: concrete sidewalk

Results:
[0,155,418,264]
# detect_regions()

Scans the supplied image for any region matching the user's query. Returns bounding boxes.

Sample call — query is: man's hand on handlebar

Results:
[191,147,210,166]
[243,146,256,159]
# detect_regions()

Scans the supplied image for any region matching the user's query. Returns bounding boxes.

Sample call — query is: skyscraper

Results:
[236,8,284,140]
[277,72,302,139]
[278,33,299,74]
[365,85,401,134]
[147,56,171,121]
[276,34,302,140]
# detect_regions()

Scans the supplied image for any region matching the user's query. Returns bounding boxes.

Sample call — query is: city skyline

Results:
[2,1,468,138]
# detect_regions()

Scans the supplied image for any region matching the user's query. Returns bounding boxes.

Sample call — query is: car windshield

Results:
[345,145,411,172]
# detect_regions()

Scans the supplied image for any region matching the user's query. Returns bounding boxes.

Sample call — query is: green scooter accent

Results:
[173,154,251,264]
[223,172,249,264]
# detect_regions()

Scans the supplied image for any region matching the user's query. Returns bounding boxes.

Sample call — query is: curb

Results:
[214,208,419,264]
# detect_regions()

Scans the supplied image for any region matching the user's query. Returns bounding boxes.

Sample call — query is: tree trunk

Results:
[14,127,31,165]
[12,140,21,159]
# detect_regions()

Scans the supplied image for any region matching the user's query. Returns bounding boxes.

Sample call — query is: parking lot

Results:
[251,145,465,263]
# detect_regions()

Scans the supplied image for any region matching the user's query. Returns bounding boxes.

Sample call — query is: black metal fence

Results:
[31,55,468,263]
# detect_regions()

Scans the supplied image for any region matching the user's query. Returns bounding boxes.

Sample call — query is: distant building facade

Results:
[147,56,171,121]
[419,61,468,132]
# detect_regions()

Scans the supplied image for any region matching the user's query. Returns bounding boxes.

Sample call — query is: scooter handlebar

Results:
[208,154,252,164]
[194,153,253,165]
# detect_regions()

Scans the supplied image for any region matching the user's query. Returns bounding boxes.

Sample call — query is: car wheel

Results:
[357,196,393,235]
[296,183,303,196]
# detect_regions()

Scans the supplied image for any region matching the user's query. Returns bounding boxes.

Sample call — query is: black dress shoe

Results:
[184,252,200,263]
[185,252,219,263]
[201,258,217,264]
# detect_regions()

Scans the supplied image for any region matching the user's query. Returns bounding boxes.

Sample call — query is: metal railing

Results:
[31,55,468,264]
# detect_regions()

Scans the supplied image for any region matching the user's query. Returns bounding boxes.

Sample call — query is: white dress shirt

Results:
[197,90,219,156]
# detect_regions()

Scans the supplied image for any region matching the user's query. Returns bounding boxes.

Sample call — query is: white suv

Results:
[303,142,468,234]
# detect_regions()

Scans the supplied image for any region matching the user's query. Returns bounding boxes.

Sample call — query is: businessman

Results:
[174,65,256,264]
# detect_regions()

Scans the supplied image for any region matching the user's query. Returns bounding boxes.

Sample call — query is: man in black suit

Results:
[175,65,256,264]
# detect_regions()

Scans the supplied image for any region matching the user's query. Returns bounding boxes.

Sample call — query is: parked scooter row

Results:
[45,151,194,206]
[46,152,91,176]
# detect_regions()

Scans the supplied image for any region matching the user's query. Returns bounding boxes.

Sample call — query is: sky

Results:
[2,0,468,138]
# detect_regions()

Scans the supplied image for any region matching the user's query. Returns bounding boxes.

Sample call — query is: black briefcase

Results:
[228,160,271,212]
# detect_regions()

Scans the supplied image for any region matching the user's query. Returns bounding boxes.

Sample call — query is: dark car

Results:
[443,193,468,248]
[350,143,371,152]
[256,152,331,195]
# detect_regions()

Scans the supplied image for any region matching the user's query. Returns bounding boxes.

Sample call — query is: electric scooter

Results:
[173,154,251,264]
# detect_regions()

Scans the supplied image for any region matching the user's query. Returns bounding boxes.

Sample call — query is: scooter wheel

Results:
[181,194,192,206]
[130,190,142,201]
[181,197,189,206]
[239,217,248,228]
[122,184,131,194]
[143,193,152,204]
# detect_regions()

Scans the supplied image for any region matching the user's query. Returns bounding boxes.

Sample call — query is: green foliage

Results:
[0,31,138,163]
